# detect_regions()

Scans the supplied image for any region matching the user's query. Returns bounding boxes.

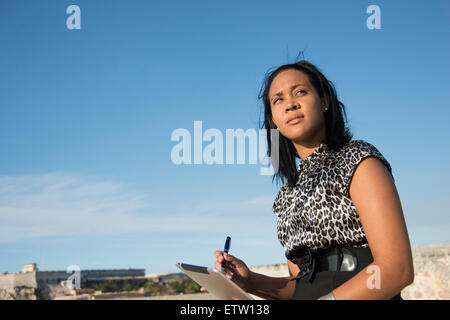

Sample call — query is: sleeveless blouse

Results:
[272,140,393,277]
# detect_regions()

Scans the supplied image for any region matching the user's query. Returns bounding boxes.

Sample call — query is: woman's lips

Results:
[287,116,304,125]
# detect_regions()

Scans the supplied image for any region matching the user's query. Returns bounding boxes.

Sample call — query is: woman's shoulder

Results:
[324,139,394,197]
[339,139,379,154]
[334,139,388,163]
[335,139,393,179]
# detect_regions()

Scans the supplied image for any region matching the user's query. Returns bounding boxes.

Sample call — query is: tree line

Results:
[91,278,201,296]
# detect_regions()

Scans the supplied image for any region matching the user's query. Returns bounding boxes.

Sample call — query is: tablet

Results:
[176,263,254,300]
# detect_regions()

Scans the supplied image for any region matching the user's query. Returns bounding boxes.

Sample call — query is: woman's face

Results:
[269,69,328,145]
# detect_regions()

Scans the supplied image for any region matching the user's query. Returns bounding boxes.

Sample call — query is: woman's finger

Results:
[215,261,231,272]
[224,268,234,279]
[214,261,224,272]
[226,262,238,272]
[224,253,243,267]
[223,252,234,260]
[214,250,224,259]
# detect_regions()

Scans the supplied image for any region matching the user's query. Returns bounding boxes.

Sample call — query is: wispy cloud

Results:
[0,172,275,243]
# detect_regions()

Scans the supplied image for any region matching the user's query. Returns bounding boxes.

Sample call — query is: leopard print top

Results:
[272,140,393,277]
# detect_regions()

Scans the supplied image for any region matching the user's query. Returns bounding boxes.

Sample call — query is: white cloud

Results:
[0,172,275,243]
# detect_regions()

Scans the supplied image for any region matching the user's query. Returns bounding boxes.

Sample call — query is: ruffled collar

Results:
[297,142,328,171]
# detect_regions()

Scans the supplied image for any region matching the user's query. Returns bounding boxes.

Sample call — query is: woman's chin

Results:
[281,129,306,142]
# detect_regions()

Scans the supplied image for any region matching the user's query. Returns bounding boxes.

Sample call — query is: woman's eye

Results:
[273,98,282,104]
[296,90,306,95]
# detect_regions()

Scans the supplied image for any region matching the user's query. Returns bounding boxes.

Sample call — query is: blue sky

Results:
[0,0,449,275]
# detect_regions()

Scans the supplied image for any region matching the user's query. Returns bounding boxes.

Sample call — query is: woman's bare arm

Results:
[331,157,414,299]
[245,259,299,300]
[245,272,296,300]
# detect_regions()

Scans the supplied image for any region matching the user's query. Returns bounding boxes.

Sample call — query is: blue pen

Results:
[221,236,231,272]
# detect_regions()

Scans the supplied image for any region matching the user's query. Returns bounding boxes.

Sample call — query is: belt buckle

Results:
[326,248,340,272]
[340,248,358,271]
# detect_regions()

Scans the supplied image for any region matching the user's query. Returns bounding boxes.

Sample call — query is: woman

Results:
[213,60,414,300]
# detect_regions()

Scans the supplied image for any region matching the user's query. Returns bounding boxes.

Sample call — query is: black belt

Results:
[289,246,371,282]
[315,247,359,272]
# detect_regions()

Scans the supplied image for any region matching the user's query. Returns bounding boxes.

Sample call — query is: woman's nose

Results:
[286,99,299,111]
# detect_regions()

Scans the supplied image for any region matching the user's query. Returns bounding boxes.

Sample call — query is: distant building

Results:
[22,264,37,273]
[0,263,146,299]
[33,264,146,288]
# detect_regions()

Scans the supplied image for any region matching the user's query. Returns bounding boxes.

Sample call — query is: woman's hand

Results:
[214,250,253,291]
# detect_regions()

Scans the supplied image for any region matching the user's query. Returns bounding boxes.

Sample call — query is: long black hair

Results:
[259,59,353,188]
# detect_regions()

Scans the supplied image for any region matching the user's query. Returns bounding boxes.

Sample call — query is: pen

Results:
[221,236,231,273]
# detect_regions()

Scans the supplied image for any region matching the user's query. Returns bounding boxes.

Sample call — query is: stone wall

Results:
[401,244,449,300]
[0,273,16,290]
[0,271,37,290]
[0,271,38,300]
[0,267,145,300]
